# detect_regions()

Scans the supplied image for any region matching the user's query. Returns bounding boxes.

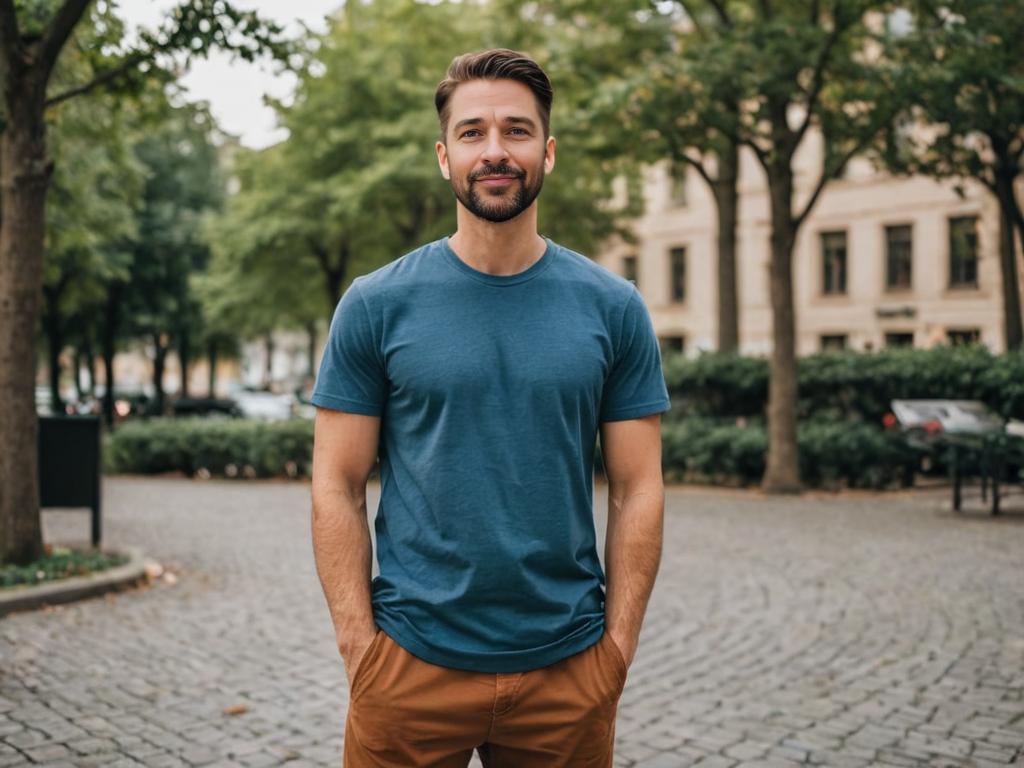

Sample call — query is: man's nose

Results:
[480,129,510,165]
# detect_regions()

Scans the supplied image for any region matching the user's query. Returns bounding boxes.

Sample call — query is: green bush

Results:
[659,416,917,489]
[663,347,1024,423]
[105,418,315,478]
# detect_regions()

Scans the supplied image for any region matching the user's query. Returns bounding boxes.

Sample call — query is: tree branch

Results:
[704,0,731,26]
[44,51,148,109]
[795,131,875,228]
[675,151,714,189]
[793,23,844,149]
[37,0,93,79]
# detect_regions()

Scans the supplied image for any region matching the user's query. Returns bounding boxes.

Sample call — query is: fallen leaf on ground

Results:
[223,704,249,715]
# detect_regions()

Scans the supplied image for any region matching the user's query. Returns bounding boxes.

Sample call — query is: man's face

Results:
[436,79,556,224]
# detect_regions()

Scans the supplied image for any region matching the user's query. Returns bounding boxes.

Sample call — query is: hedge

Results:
[105,418,314,478]
[114,416,914,489]
[658,417,918,489]
[663,346,1024,423]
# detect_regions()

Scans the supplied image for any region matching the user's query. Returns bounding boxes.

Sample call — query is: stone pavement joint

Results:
[1,478,1021,766]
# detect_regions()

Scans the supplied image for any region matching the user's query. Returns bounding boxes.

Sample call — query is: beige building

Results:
[596,129,1021,356]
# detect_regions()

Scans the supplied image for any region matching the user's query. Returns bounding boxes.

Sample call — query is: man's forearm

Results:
[311,488,376,656]
[603,484,664,656]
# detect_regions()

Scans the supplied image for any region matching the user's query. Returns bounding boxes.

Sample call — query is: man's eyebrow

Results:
[452,115,538,132]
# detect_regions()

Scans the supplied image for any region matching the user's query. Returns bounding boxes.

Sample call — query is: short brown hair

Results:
[435,48,553,141]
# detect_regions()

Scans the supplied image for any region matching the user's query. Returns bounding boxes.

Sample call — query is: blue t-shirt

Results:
[312,236,670,673]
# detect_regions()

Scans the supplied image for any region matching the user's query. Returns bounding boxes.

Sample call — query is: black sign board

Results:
[38,416,102,547]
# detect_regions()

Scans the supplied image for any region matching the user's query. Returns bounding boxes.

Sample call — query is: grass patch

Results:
[1,546,130,589]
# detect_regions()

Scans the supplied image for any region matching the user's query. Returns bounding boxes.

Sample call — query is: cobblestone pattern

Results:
[0,478,1021,767]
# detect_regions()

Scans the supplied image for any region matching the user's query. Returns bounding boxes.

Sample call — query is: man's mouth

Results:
[476,176,518,186]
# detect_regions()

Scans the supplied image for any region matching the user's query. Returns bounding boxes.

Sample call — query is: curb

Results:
[0,547,151,617]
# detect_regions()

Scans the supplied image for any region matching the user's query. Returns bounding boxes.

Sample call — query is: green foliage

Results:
[662,352,768,417]
[105,418,315,478]
[663,347,1024,422]
[883,1,1024,184]
[659,416,915,489]
[0,546,130,587]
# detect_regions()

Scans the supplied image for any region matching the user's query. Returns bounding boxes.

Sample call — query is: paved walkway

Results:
[1,477,1022,767]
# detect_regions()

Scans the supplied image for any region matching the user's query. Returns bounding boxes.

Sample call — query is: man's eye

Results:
[461,130,481,138]
[509,128,528,135]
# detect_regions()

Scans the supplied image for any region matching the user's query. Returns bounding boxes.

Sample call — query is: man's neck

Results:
[448,205,547,276]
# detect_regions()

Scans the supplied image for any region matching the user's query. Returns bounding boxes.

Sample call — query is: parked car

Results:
[229,388,298,421]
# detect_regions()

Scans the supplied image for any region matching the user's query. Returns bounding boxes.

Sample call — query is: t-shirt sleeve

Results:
[311,281,387,416]
[599,287,672,422]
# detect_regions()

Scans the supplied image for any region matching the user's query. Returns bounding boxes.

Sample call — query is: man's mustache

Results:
[468,165,525,181]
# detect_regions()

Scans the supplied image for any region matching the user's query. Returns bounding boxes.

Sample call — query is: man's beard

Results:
[450,159,545,224]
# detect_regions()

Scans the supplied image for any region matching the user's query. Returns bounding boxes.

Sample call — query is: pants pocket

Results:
[349,630,386,704]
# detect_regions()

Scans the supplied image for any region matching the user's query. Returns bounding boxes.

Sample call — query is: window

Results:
[885,225,912,290]
[949,216,978,288]
[884,332,914,348]
[668,162,688,207]
[622,255,638,286]
[669,246,686,302]
[820,334,848,351]
[947,328,980,346]
[821,231,847,295]
[659,335,685,355]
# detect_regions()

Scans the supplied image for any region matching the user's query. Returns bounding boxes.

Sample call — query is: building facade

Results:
[595,130,1021,356]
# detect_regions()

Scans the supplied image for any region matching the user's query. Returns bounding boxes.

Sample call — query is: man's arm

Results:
[311,407,381,686]
[599,412,665,670]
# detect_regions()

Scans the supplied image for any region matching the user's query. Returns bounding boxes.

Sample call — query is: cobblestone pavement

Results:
[1,477,1022,767]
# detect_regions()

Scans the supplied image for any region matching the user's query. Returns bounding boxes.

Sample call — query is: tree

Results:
[206,0,643,342]
[653,1,897,492]
[124,97,225,413]
[884,1,1024,349]
[0,0,288,565]
[624,4,745,352]
[39,9,142,415]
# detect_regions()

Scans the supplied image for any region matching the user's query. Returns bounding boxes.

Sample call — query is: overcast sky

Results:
[118,0,343,148]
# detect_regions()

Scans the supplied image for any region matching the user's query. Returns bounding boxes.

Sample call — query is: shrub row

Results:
[663,347,1024,423]
[657,417,919,489]
[105,413,952,490]
[105,418,314,478]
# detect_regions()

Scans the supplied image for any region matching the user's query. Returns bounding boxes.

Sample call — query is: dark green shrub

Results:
[105,418,315,478]
[663,347,1023,423]
[658,416,917,489]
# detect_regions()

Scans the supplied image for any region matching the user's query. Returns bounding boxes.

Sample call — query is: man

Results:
[311,48,670,768]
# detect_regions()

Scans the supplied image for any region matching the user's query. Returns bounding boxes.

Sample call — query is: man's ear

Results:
[544,135,556,175]
[436,140,450,180]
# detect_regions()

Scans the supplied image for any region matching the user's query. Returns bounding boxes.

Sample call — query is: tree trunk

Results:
[264,333,274,389]
[73,348,86,401]
[42,286,65,415]
[207,341,217,397]
[101,282,122,428]
[0,102,49,565]
[325,268,344,327]
[152,333,168,416]
[993,171,1024,351]
[178,330,191,398]
[761,167,802,493]
[712,141,740,353]
[82,335,96,396]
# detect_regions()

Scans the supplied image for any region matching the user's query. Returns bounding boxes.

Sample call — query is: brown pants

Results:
[343,629,628,767]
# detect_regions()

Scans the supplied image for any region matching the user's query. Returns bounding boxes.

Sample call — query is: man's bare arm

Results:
[311,407,381,684]
[599,413,665,669]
